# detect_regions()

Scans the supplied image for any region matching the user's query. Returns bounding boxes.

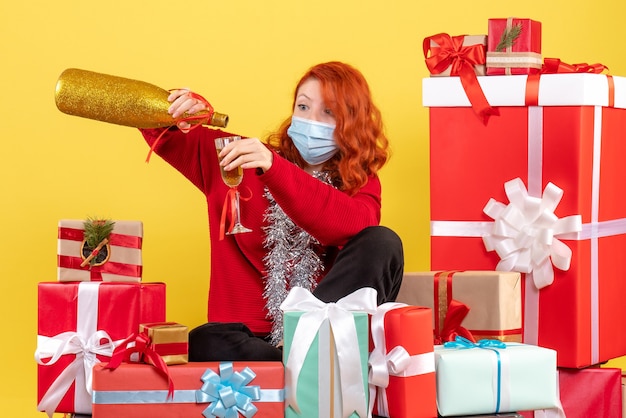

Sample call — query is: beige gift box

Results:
[139,322,189,365]
[57,219,143,282]
[396,271,522,342]
[428,35,487,76]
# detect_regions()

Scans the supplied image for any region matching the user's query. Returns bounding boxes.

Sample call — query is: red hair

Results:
[267,61,390,195]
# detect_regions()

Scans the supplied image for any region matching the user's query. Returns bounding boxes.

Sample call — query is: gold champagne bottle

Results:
[55,68,229,128]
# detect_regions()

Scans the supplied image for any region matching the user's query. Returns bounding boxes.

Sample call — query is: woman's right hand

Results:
[167,88,207,132]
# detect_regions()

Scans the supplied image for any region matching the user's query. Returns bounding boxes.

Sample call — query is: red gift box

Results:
[57,219,143,282]
[92,361,284,417]
[369,303,437,418]
[35,281,166,416]
[520,367,621,417]
[425,73,626,368]
[486,18,542,75]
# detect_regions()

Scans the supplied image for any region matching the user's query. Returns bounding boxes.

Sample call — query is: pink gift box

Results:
[35,281,165,415]
[92,361,284,417]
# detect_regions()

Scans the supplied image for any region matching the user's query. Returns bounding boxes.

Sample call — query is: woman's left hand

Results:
[218,137,274,173]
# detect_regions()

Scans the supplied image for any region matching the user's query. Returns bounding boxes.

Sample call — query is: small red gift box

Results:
[424,73,626,368]
[486,18,542,75]
[368,303,437,418]
[57,219,143,282]
[519,367,622,417]
[92,361,284,417]
[35,281,166,416]
[139,322,189,365]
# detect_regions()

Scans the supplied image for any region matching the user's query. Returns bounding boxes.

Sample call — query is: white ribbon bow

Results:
[367,302,436,418]
[35,330,119,417]
[482,177,582,289]
[280,286,378,418]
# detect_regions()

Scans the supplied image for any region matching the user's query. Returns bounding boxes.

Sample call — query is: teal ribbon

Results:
[443,336,507,412]
[443,336,506,350]
[195,362,261,418]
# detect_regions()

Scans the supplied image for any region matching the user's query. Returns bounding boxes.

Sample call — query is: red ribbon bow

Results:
[145,91,216,163]
[541,58,608,74]
[218,186,251,240]
[219,188,238,240]
[424,33,499,124]
[434,299,477,345]
[525,58,612,107]
[104,332,175,399]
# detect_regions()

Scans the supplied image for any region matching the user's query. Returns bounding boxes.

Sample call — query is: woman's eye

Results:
[324,108,334,116]
[297,104,308,111]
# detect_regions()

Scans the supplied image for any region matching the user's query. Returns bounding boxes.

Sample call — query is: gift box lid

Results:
[422,74,626,108]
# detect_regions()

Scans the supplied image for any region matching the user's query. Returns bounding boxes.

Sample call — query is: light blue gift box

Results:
[435,340,559,416]
[283,311,369,418]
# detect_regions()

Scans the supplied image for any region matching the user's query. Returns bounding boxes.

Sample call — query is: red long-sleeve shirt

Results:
[141,126,382,335]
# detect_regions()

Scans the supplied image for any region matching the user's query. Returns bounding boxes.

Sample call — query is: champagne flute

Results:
[215,136,252,235]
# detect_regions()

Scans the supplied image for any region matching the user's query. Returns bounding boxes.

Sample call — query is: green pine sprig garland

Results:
[83,218,116,248]
[495,22,523,52]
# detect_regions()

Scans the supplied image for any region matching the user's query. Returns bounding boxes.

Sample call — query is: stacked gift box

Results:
[411,16,626,418]
[35,219,169,416]
[35,219,289,418]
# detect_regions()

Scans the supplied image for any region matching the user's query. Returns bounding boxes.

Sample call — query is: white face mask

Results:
[287,116,338,165]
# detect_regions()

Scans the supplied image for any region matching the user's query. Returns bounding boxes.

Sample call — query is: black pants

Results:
[189,225,404,362]
[313,225,404,305]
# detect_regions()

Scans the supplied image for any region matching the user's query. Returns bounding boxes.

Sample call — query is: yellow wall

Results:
[3,0,626,415]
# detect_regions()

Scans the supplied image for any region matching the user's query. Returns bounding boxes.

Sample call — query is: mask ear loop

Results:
[145,91,216,163]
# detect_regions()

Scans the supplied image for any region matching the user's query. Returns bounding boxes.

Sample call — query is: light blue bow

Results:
[443,336,507,350]
[195,362,261,418]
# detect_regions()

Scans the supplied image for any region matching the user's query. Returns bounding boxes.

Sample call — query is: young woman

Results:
[140,61,404,351]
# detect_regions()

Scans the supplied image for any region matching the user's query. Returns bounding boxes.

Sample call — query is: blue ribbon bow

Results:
[443,336,507,412]
[443,336,507,350]
[195,362,261,418]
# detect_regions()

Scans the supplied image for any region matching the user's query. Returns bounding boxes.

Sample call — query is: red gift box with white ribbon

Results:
[368,303,437,418]
[35,281,165,416]
[57,219,143,282]
[424,72,626,368]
